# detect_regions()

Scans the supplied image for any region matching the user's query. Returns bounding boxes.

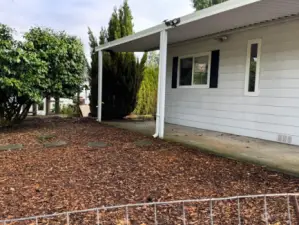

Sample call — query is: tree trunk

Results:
[77,91,81,116]
[45,96,51,115]
[32,103,37,116]
[0,106,4,125]
[55,97,60,114]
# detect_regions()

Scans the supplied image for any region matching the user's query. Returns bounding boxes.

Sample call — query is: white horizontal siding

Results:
[261,70,299,80]
[166,113,299,137]
[165,110,299,128]
[166,102,299,118]
[260,79,299,89]
[165,19,299,146]
[166,117,299,145]
[260,89,299,98]
[166,95,299,108]
[218,73,245,81]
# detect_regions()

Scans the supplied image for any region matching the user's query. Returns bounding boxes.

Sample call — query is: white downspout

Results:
[153,30,168,138]
[97,50,103,122]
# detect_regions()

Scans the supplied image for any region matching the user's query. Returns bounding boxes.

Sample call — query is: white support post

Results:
[158,30,168,139]
[97,51,103,122]
[153,55,162,138]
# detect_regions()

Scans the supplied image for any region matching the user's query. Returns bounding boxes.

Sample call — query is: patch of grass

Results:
[37,134,56,142]
[0,144,23,151]
[88,142,108,148]
[43,141,67,148]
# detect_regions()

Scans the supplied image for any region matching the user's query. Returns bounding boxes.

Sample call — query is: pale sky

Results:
[0,0,194,57]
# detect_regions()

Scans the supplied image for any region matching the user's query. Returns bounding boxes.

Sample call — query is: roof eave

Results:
[95,0,261,52]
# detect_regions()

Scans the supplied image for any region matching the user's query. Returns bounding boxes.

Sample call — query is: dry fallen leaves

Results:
[0,117,298,224]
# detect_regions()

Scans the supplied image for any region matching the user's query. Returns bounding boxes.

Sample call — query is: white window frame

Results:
[244,39,262,96]
[177,52,211,88]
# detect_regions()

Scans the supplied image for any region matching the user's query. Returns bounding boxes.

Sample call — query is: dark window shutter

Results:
[172,57,179,89]
[210,50,220,88]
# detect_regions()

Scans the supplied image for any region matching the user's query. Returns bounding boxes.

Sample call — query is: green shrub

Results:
[134,65,158,116]
[61,105,79,117]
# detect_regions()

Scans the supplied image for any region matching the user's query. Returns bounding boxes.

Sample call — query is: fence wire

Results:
[1,193,299,224]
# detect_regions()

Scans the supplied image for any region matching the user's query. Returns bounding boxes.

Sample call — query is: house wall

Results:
[165,19,299,145]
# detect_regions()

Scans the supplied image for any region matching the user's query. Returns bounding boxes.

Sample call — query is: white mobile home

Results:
[96,0,299,146]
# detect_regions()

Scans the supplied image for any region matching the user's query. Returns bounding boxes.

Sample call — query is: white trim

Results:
[158,30,168,139]
[169,15,299,50]
[96,24,165,52]
[97,51,103,122]
[95,0,261,52]
[244,38,262,97]
[177,52,211,88]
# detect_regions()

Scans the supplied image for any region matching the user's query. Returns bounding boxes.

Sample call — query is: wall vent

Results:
[277,134,292,144]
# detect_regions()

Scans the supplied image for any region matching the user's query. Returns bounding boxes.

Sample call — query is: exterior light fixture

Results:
[164,18,181,27]
[216,35,229,42]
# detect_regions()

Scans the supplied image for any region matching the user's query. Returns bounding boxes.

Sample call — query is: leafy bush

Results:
[0,24,47,126]
[134,66,158,115]
[134,52,159,116]
[61,105,79,117]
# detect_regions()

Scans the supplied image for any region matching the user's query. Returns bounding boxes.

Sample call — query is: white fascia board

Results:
[95,0,261,52]
[95,24,166,52]
[178,0,261,25]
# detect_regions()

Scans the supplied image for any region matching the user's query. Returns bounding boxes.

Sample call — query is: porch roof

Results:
[96,0,299,52]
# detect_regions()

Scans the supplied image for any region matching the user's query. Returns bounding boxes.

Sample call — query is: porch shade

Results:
[96,0,299,53]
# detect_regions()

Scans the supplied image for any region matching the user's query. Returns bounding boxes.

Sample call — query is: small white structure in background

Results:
[80,81,90,105]
[28,71,90,115]
[96,0,299,146]
[32,98,74,116]
[29,87,90,116]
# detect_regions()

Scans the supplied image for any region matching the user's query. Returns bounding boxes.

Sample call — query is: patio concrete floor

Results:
[105,120,299,177]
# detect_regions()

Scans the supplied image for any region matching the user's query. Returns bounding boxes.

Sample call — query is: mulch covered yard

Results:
[0,117,299,224]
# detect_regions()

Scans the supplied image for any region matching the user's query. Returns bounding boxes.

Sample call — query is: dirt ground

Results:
[0,117,299,224]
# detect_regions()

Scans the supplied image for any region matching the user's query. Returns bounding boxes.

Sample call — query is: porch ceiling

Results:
[96,0,299,52]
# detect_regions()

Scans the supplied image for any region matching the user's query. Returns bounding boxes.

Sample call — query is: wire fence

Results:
[1,193,299,224]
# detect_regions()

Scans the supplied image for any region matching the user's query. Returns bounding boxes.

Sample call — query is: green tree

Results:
[134,52,159,115]
[89,0,147,119]
[87,27,99,117]
[24,28,86,114]
[191,0,227,10]
[0,24,47,125]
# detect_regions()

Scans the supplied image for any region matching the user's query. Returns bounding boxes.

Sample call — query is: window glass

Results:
[248,43,258,92]
[179,58,193,86]
[193,55,209,85]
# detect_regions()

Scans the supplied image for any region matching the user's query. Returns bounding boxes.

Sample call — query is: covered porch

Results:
[96,0,299,139]
[106,120,299,176]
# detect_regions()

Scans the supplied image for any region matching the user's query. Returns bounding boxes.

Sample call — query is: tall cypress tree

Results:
[89,0,147,119]
[88,28,99,116]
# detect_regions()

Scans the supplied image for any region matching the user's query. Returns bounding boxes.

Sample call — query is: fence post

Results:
[264,195,268,225]
[154,204,158,225]
[210,200,214,225]
[287,195,292,225]
[66,212,70,225]
[237,197,241,225]
[97,209,100,225]
[125,206,129,225]
[182,202,186,225]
